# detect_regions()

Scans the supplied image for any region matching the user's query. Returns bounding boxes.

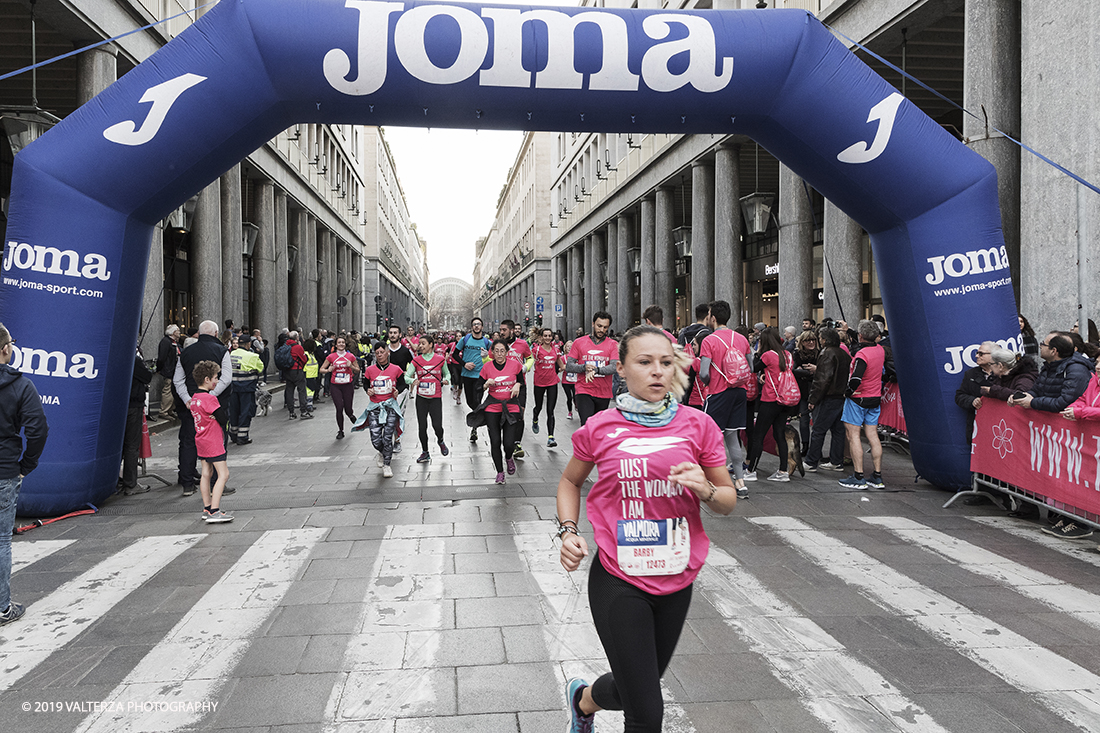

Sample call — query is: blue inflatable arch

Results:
[2,0,1019,514]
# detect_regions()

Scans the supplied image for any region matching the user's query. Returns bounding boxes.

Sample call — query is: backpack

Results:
[717,332,752,389]
[767,351,801,406]
[274,342,294,371]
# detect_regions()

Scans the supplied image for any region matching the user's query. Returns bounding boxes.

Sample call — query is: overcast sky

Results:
[378,0,579,288]
[382,126,524,289]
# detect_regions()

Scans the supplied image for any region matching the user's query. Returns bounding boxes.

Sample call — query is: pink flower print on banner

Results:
[991,419,1014,459]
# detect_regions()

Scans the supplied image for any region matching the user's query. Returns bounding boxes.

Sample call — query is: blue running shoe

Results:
[838,474,867,490]
[566,677,594,733]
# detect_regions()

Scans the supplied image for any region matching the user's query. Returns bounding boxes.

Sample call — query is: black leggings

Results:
[562,383,575,412]
[746,399,794,472]
[484,410,519,472]
[330,382,356,431]
[533,384,558,436]
[463,376,484,412]
[588,554,693,733]
[575,393,610,426]
[416,396,444,452]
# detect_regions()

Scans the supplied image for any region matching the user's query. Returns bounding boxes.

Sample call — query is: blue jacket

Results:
[1028,353,1095,412]
[0,363,48,479]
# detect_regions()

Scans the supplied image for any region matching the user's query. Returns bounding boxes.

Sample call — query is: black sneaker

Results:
[181,484,196,497]
[513,444,525,459]
[1043,521,1094,539]
[532,420,540,434]
[289,411,298,420]
[222,487,236,496]
[438,440,449,456]
[0,601,25,626]
[469,428,478,443]
[336,431,345,439]
[123,485,151,496]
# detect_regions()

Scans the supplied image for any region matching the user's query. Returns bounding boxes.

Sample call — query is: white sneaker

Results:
[767,470,790,482]
[742,470,757,482]
[376,454,385,468]
[382,465,393,478]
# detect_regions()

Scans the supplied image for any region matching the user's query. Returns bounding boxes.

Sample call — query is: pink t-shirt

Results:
[412,353,447,399]
[481,359,523,413]
[851,343,885,399]
[572,407,726,595]
[533,344,562,388]
[758,349,792,403]
[365,364,404,403]
[190,391,224,459]
[700,328,751,397]
[325,350,357,385]
[568,335,618,399]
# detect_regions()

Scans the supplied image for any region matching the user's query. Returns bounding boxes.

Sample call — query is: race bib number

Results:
[333,371,351,384]
[372,379,393,396]
[565,371,578,383]
[418,380,437,397]
[616,518,691,577]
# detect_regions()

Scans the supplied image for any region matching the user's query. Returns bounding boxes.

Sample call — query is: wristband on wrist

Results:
[703,481,718,503]
[555,518,580,539]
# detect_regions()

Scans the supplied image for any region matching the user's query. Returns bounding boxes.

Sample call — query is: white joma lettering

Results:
[4,241,111,281]
[943,336,1021,374]
[9,346,98,379]
[323,2,732,96]
[926,246,1008,285]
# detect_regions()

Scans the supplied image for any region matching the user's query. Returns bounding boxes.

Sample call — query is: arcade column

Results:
[714,143,742,317]
[778,164,814,331]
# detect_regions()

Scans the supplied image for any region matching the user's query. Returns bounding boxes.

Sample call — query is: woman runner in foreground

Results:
[556,325,737,732]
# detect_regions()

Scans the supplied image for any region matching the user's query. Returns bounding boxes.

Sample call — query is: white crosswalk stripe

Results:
[863,516,1100,630]
[0,534,203,693]
[969,516,1100,568]
[322,525,449,731]
[74,528,325,732]
[751,515,1100,731]
[11,539,75,574]
[696,545,951,733]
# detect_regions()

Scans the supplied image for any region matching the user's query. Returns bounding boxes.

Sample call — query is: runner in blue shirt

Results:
[454,317,492,442]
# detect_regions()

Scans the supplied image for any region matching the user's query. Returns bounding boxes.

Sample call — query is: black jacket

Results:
[130,354,152,405]
[156,335,180,378]
[178,334,230,409]
[0,363,48,479]
[1029,353,1094,412]
[808,346,851,405]
[955,366,993,414]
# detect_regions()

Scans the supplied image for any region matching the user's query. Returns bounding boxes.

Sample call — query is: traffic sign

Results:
[524,302,530,315]
[536,296,544,305]
[536,303,544,313]
[555,303,563,315]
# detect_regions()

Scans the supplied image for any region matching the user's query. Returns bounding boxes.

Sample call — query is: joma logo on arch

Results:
[4,241,112,281]
[324,1,733,97]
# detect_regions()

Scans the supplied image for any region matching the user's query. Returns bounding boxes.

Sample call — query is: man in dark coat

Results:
[0,323,48,625]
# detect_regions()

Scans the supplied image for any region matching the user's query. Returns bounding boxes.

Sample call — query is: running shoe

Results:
[532,420,540,434]
[495,472,506,485]
[0,601,26,626]
[383,465,394,478]
[469,428,478,443]
[439,440,450,456]
[1043,521,1093,539]
[301,411,314,420]
[819,462,845,472]
[547,436,557,448]
[181,484,197,497]
[506,458,516,475]
[392,440,402,453]
[567,411,573,420]
[336,431,345,440]
[767,470,790,482]
[736,486,749,499]
[566,677,594,733]
[201,509,212,522]
[376,454,385,468]
[742,470,757,482]
[417,451,431,464]
[865,474,886,489]
[801,461,818,473]
[205,510,234,524]
[838,474,867,490]
[289,411,297,419]
[513,444,525,459]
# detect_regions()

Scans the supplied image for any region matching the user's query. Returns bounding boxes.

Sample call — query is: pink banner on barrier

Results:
[971,399,1100,518]
[880,383,907,434]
